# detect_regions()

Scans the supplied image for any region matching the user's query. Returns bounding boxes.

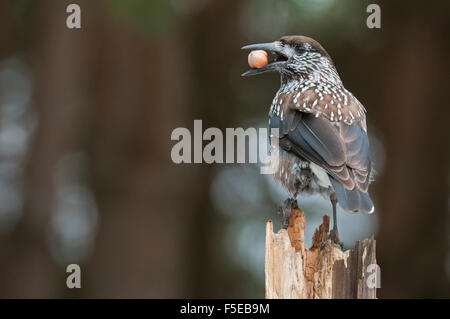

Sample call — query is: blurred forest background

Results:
[0,0,449,298]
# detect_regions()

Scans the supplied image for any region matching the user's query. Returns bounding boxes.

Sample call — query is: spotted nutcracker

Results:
[242,35,374,247]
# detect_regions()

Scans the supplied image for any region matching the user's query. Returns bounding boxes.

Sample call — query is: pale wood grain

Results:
[265,208,376,299]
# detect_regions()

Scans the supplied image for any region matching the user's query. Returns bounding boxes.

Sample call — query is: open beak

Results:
[241,41,288,76]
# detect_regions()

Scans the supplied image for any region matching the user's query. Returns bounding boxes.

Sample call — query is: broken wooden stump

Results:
[265,208,377,299]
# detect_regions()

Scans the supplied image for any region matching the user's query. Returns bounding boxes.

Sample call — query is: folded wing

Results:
[270,109,373,213]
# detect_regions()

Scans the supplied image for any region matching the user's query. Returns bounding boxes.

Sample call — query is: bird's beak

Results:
[241,41,288,76]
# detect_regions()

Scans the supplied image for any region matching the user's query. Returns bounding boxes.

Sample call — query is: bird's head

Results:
[242,35,336,82]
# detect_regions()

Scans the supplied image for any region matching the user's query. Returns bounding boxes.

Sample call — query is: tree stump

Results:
[265,208,377,299]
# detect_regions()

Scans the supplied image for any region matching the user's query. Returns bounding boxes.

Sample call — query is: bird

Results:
[242,35,374,247]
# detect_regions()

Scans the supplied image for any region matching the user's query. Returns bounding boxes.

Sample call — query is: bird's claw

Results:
[278,198,298,229]
[320,228,344,250]
[283,197,298,210]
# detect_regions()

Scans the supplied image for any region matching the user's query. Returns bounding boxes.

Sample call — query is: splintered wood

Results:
[265,208,376,299]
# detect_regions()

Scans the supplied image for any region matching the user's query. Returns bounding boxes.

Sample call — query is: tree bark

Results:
[265,209,377,299]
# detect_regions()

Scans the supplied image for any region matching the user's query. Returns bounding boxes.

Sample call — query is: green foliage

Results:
[242,0,372,45]
[107,0,176,36]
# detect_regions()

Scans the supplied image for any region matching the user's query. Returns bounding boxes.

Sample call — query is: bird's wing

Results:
[269,108,371,193]
[271,84,368,130]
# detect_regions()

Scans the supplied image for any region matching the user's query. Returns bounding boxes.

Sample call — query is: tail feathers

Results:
[330,177,374,214]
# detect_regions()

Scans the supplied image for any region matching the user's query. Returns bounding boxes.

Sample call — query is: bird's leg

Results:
[322,193,344,249]
[279,196,298,229]
[330,193,343,246]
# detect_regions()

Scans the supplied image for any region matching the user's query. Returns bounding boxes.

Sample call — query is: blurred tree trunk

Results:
[375,1,450,298]
[0,0,15,60]
[182,0,247,297]
[81,10,200,298]
[80,0,245,298]
[0,0,245,298]
[0,0,90,297]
